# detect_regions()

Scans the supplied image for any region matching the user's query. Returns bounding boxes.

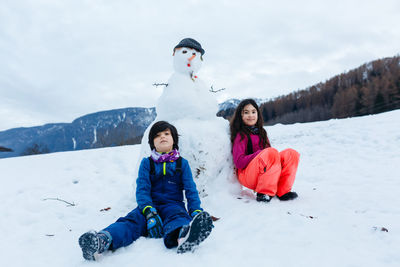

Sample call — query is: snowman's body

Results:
[136,45,236,197]
[156,72,217,121]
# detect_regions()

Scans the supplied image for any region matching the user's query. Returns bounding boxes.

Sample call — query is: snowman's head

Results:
[172,38,205,76]
[173,47,203,75]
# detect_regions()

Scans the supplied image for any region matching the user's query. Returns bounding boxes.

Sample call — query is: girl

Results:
[230,99,300,203]
[79,121,213,260]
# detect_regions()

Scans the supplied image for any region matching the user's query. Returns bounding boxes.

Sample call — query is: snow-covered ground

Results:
[1,110,400,267]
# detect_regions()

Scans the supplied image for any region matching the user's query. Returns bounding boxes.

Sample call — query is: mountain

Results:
[1,98,252,159]
[217,98,241,119]
[0,107,156,158]
[259,55,400,125]
[4,53,398,159]
[218,55,400,123]
[0,56,400,158]
[0,52,400,158]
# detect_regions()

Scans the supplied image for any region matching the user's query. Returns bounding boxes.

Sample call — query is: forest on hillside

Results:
[218,55,400,125]
[259,55,400,125]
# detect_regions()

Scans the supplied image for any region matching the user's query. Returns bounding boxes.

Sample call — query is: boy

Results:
[79,121,213,260]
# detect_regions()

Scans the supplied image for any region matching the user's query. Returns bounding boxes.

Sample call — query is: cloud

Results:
[0,0,399,130]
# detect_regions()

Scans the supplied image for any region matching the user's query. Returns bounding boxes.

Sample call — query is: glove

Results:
[143,206,163,238]
[190,209,202,218]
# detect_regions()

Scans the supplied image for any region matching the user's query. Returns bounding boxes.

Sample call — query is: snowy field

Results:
[1,110,400,267]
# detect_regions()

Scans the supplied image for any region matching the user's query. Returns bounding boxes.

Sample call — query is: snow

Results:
[92,128,97,144]
[1,110,400,266]
[363,62,373,80]
[362,70,368,80]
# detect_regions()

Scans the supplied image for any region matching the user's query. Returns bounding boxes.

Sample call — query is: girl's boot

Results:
[278,191,298,201]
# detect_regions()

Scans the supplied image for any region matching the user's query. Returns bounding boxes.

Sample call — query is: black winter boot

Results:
[278,192,298,201]
[256,193,272,202]
[78,230,111,261]
[177,211,213,254]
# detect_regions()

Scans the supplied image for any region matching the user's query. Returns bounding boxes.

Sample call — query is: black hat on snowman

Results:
[174,38,205,56]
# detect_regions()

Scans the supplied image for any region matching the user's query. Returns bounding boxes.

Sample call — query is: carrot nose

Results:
[188,54,196,61]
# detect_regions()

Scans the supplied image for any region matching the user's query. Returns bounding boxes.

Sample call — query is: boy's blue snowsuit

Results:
[102,156,202,249]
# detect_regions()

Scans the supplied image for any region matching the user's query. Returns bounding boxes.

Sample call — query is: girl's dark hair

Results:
[148,121,179,150]
[229,98,271,148]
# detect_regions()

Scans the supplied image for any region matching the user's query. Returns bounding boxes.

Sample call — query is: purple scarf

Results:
[151,149,180,163]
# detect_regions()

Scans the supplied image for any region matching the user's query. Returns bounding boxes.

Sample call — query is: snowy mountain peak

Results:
[0,107,156,158]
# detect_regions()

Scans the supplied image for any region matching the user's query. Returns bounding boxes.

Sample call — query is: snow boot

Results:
[177,211,213,254]
[256,193,272,203]
[78,230,111,261]
[278,191,298,201]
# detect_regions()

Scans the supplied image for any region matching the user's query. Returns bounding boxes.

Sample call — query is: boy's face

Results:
[153,128,174,153]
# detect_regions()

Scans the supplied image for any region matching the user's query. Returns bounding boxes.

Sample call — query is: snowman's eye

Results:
[182,50,187,54]
[192,52,196,55]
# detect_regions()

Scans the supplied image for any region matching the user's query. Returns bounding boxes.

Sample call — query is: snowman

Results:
[136,38,237,197]
[156,38,218,120]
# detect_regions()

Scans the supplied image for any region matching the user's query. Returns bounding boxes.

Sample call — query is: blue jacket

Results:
[136,157,202,215]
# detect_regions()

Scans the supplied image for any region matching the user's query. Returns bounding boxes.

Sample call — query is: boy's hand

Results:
[143,207,163,238]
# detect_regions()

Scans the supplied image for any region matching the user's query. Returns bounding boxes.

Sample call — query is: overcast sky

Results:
[1,0,399,131]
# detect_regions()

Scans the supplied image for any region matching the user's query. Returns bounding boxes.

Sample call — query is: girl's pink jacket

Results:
[232,133,268,170]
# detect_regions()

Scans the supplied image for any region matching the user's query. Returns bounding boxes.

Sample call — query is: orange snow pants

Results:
[237,148,300,197]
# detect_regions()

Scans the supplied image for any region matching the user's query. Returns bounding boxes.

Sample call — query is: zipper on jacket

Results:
[163,162,166,175]
[162,162,166,194]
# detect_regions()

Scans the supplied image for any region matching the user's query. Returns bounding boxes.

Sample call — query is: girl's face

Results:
[153,128,174,153]
[241,104,258,127]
